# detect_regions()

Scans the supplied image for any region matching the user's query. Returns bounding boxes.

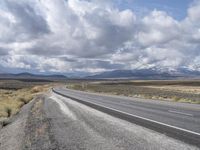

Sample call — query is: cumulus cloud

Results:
[0,0,200,73]
[0,0,49,43]
[138,10,180,47]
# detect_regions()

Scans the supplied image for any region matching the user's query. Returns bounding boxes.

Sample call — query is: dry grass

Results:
[0,80,55,118]
[67,80,200,104]
[0,79,52,90]
[142,85,200,94]
[0,89,31,118]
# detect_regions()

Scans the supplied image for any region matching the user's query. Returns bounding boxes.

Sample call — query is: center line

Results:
[168,110,194,117]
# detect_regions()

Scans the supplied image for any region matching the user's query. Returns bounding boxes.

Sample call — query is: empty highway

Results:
[53,87,200,147]
[1,87,199,150]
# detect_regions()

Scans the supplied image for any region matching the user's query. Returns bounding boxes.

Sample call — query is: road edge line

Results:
[52,88,200,147]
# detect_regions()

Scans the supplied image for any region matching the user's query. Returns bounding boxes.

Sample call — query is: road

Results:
[44,90,199,149]
[0,88,199,150]
[53,87,200,146]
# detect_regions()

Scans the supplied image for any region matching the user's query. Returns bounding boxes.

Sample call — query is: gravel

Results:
[45,93,199,150]
[0,92,199,150]
[0,98,34,150]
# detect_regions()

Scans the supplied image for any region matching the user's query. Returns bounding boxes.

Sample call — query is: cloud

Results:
[0,0,200,73]
[138,10,180,47]
[0,47,9,55]
[0,0,49,43]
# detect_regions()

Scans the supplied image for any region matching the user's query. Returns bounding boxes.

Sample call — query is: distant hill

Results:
[0,72,67,81]
[86,69,200,79]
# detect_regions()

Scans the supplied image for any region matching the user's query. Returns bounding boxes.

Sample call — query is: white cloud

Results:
[138,10,180,46]
[0,0,200,74]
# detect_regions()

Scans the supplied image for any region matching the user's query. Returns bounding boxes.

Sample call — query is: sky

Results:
[0,0,200,75]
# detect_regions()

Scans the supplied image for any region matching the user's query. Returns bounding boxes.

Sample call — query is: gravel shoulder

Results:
[0,92,199,150]
[22,94,58,150]
[0,97,35,150]
[0,94,54,150]
[45,93,199,150]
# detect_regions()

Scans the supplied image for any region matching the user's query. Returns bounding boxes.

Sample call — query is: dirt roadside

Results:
[0,94,56,150]
[22,94,58,150]
[0,97,34,150]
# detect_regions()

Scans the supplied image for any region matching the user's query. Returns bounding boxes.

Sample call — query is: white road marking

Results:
[53,90,200,137]
[88,102,200,136]
[50,95,77,120]
[168,110,194,117]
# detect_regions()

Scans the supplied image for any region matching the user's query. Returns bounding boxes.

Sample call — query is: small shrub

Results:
[173,96,181,102]
[31,86,42,93]
[5,107,12,117]
[19,97,28,104]
[17,95,33,104]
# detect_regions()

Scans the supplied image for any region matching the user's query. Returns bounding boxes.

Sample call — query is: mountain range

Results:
[0,68,199,80]
[0,72,67,81]
[86,68,200,79]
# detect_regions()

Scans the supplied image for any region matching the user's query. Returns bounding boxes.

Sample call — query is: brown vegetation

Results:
[0,80,57,118]
[67,80,200,104]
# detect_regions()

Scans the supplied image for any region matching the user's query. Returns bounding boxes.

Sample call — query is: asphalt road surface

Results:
[53,87,200,146]
[0,88,199,150]
[45,91,199,150]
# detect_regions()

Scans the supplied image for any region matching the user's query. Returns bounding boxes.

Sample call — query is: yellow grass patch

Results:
[0,84,52,118]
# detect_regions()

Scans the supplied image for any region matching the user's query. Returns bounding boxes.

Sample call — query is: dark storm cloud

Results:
[2,0,50,43]
[0,47,9,55]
